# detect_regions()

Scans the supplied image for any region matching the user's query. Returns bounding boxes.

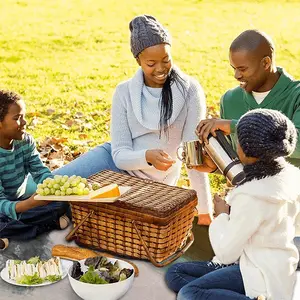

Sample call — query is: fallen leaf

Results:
[47,108,55,115]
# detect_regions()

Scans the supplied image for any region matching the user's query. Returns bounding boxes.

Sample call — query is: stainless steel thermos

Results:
[204,131,245,185]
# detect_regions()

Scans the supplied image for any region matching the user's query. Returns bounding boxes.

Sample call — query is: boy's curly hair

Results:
[0,90,22,121]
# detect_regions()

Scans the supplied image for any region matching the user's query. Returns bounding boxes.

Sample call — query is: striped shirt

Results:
[0,133,52,219]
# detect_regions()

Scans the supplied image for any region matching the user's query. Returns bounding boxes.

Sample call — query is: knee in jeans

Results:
[165,264,182,291]
[178,286,206,300]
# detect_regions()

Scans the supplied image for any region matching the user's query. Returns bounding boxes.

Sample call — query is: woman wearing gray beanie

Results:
[166,109,300,299]
[51,15,212,224]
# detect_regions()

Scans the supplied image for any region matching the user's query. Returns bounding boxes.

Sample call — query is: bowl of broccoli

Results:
[68,256,134,300]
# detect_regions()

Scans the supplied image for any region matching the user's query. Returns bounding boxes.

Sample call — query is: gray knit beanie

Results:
[129,15,171,58]
[237,109,297,160]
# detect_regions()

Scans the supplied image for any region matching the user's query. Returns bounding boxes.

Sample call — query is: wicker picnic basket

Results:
[66,170,197,267]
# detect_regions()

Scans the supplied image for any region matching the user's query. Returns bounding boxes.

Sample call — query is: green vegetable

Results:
[14,260,21,265]
[79,266,108,284]
[27,256,40,264]
[16,273,44,285]
[45,275,62,282]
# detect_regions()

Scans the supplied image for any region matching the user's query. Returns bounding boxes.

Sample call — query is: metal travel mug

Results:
[177,140,203,167]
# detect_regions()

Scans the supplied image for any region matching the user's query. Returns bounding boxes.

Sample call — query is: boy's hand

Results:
[146,149,176,171]
[196,118,231,145]
[15,194,51,213]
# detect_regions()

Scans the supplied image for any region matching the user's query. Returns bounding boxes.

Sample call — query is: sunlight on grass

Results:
[0,0,299,191]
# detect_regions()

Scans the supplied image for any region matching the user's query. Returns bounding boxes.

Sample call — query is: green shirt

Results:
[0,133,52,219]
[221,67,300,167]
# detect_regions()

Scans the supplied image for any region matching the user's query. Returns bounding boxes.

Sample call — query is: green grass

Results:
[1,0,300,192]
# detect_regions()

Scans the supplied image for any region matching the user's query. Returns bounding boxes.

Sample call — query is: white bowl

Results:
[68,257,134,300]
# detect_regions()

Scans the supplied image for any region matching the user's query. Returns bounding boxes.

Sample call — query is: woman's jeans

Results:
[54,142,125,177]
[165,261,254,300]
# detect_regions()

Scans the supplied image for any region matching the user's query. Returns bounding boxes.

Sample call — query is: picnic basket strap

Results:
[65,210,94,242]
[132,221,194,267]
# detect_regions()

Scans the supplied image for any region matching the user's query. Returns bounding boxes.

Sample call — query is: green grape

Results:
[78,182,85,190]
[69,175,76,181]
[60,186,66,191]
[62,175,69,181]
[71,180,78,187]
[41,183,48,189]
[63,182,70,188]
[36,188,44,195]
[83,188,89,195]
[53,183,60,190]
[44,188,50,195]
[48,183,53,188]
[54,175,62,183]
[77,189,83,195]
[55,190,61,196]
[72,187,78,194]
[37,183,43,189]
[80,178,88,185]
[60,191,66,196]
[66,188,73,195]
[92,183,101,190]
[43,178,51,184]
[50,188,55,195]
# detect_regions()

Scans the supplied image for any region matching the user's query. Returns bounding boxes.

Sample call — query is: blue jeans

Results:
[54,142,125,177]
[0,201,69,240]
[165,261,253,300]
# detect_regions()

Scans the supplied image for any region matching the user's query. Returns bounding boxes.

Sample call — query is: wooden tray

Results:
[34,186,131,203]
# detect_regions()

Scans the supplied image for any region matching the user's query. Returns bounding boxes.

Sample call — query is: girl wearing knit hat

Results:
[166,108,300,300]
[49,15,213,225]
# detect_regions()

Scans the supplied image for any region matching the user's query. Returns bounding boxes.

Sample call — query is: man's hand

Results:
[15,194,51,213]
[146,149,176,171]
[213,194,230,217]
[196,118,231,145]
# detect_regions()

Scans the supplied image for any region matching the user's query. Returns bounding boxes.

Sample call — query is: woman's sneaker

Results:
[59,215,71,230]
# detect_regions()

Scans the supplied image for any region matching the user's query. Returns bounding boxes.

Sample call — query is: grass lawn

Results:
[0,0,300,191]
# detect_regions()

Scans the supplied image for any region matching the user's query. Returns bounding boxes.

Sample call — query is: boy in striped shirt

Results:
[0,90,70,247]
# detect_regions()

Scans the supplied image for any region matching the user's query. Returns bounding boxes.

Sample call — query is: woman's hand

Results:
[146,149,176,171]
[15,194,51,213]
[213,194,230,217]
[196,118,231,145]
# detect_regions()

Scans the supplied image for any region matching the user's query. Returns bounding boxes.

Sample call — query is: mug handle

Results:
[177,145,185,162]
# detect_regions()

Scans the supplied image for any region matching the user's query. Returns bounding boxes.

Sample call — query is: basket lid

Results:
[88,170,197,218]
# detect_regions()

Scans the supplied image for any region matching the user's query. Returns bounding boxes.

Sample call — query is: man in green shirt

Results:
[196,29,300,169]
[195,29,300,262]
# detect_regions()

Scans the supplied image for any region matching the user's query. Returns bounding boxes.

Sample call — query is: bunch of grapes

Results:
[36,175,91,196]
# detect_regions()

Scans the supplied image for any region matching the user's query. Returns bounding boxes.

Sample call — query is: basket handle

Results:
[132,221,194,267]
[65,210,94,242]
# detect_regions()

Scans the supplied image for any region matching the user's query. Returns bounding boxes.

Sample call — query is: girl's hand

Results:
[213,194,230,217]
[191,149,218,173]
[146,149,176,171]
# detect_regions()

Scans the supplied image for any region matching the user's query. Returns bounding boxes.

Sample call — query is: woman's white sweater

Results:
[209,163,300,300]
[110,67,212,214]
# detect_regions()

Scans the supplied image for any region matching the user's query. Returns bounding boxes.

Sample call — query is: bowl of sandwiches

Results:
[68,256,134,300]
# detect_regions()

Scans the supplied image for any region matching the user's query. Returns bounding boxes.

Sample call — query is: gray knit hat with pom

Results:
[129,15,171,58]
[237,109,297,160]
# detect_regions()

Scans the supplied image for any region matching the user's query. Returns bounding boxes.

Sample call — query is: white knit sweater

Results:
[209,163,300,300]
[110,67,212,214]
